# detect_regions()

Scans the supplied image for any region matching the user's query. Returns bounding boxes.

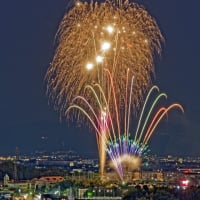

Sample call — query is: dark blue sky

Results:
[0,1,199,157]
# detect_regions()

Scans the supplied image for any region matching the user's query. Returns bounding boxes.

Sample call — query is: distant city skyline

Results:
[0,1,200,156]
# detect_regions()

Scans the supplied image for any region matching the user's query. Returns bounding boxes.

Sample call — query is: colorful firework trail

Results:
[66,69,184,180]
[46,0,163,115]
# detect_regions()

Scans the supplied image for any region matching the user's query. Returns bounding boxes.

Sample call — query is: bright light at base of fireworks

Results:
[107,136,148,180]
[108,154,142,181]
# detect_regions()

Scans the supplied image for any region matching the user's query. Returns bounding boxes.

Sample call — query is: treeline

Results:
[123,185,200,200]
[0,161,67,180]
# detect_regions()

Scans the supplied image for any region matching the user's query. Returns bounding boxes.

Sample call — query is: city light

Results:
[180,179,189,187]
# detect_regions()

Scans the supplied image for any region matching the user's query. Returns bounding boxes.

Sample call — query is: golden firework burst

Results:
[46,0,163,116]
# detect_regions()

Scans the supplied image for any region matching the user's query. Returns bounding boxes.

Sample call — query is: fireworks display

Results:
[46,0,163,115]
[45,0,183,182]
[66,69,184,180]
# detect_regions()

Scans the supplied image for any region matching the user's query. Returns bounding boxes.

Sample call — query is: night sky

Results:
[0,1,199,157]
